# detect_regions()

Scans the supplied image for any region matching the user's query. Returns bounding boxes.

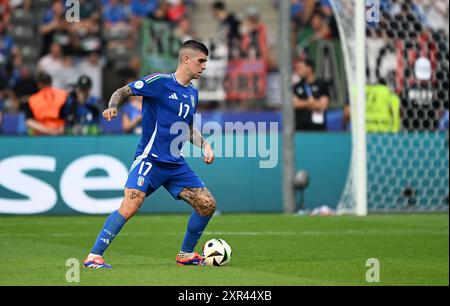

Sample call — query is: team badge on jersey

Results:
[191,95,195,107]
[137,176,145,187]
[134,81,144,89]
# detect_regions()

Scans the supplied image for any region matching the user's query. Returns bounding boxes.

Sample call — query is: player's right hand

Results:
[103,108,118,121]
[203,144,215,165]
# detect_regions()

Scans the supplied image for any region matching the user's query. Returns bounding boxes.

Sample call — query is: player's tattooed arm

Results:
[103,85,134,121]
[108,85,134,109]
[189,124,215,164]
[189,123,208,149]
[179,188,216,217]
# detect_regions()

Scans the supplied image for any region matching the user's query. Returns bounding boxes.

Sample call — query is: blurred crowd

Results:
[0,0,448,136]
[287,0,449,132]
[0,0,197,135]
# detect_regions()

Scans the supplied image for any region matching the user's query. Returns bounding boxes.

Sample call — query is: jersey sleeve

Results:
[128,75,165,98]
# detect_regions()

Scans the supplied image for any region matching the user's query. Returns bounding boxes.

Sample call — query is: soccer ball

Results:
[202,238,232,266]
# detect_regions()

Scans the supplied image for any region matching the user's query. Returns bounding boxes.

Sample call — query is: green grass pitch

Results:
[0,213,448,286]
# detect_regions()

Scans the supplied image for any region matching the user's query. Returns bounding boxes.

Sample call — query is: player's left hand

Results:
[203,144,214,165]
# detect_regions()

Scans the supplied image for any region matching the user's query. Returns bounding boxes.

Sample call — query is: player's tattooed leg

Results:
[179,188,216,217]
[119,188,146,220]
[128,190,145,201]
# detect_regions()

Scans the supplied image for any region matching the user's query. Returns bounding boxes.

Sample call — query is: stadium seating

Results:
[10,9,33,26]
[10,25,34,43]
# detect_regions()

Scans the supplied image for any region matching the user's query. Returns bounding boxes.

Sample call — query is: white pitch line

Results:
[0,229,447,238]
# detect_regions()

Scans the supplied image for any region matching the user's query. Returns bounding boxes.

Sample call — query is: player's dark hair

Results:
[212,1,226,10]
[180,40,209,57]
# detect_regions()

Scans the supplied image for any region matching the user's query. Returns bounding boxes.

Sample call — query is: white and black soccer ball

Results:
[202,238,232,267]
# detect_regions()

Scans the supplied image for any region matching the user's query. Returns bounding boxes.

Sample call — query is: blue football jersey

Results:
[128,73,198,164]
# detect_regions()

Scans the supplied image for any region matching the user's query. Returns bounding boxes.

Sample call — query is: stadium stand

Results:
[0,0,448,135]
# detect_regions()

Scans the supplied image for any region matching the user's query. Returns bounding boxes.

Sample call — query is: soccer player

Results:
[83,40,216,268]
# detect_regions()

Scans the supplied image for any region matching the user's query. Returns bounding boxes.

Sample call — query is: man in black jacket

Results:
[292,59,330,131]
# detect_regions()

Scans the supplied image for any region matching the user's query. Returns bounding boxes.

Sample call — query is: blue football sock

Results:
[181,211,212,253]
[90,210,127,256]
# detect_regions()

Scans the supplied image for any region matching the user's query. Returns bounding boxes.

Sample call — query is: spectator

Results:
[103,0,131,28]
[130,0,158,18]
[310,9,333,42]
[12,66,38,112]
[292,59,330,131]
[151,1,171,21]
[0,0,9,90]
[416,0,449,37]
[121,96,142,134]
[122,0,158,31]
[78,0,100,20]
[240,6,269,64]
[290,0,303,24]
[25,72,67,136]
[173,17,195,42]
[211,1,241,59]
[318,0,339,38]
[0,21,14,68]
[0,0,10,28]
[37,42,63,86]
[291,0,317,25]
[67,0,101,54]
[365,83,401,133]
[52,48,79,91]
[292,2,336,59]
[40,0,67,56]
[65,75,101,135]
[103,0,134,50]
[73,0,100,34]
[79,51,103,99]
